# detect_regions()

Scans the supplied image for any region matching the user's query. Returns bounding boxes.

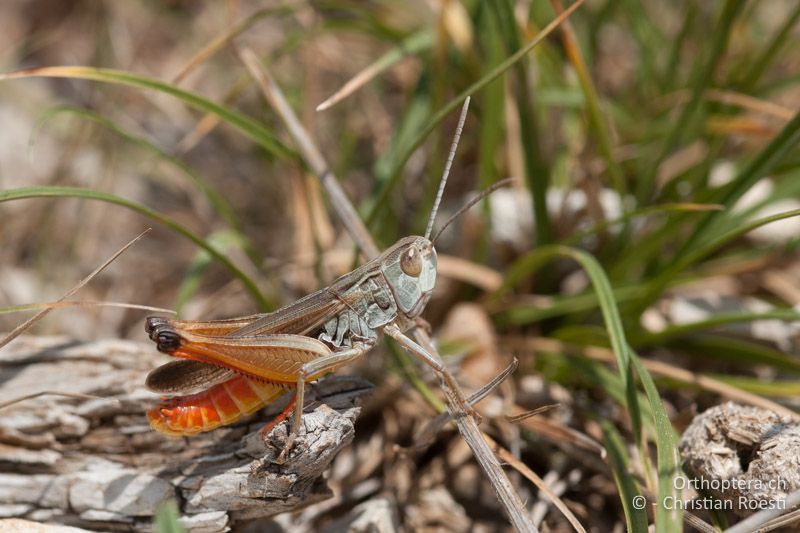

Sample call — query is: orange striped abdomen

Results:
[148,375,288,437]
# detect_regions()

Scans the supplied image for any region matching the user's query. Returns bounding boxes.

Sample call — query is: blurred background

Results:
[1,0,799,530]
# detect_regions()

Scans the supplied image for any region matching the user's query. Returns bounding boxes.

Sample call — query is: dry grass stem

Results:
[0,229,150,351]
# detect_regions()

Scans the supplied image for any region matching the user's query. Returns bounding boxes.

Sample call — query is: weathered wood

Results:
[0,335,372,532]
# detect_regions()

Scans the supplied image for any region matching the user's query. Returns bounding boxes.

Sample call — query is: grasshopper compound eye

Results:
[400,246,423,277]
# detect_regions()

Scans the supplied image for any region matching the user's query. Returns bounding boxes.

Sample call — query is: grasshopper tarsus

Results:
[260,395,299,464]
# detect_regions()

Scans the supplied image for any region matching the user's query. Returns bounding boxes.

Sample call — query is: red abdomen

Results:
[148,375,287,436]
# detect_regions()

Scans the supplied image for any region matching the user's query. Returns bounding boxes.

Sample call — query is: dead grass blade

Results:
[316,29,433,111]
[505,336,798,419]
[0,300,175,315]
[0,229,150,351]
[0,391,117,411]
[508,405,606,458]
[705,88,795,121]
[506,404,559,423]
[486,433,588,533]
[172,5,295,84]
[175,75,251,154]
[237,46,381,260]
[723,488,800,533]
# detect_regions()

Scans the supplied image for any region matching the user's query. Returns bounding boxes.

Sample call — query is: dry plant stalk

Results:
[235,45,541,532]
[0,229,151,351]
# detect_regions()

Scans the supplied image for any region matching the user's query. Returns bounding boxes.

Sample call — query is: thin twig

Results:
[412,328,538,532]
[172,4,296,84]
[0,229,150,351]
[723,488,800,533]
[316,29,433,111]
[0,300,175,315]
[505,404,559,424]
[487,433,587,533]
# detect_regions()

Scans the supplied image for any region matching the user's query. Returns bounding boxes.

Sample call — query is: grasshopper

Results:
[144,100,498,460]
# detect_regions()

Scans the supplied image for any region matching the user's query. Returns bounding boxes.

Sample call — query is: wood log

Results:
[0,335,372,532]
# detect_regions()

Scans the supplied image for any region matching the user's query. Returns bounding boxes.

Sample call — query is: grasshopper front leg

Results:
[274,340,375,463]
[383,323,481,424]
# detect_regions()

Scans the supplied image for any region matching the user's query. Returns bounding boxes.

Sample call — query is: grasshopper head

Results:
[380,236,437,317]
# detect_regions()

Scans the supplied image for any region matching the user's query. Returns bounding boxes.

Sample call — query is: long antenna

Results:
[424,96,471,240]
[431,177,518,244]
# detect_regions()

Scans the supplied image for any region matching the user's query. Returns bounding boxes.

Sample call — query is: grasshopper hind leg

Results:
[271,341,374,464]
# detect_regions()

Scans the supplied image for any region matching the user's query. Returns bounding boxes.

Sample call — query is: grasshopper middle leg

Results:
[383,323,481,424]
[274,340,374,463]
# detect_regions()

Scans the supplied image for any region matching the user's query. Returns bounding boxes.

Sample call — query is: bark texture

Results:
[0,335,372,532]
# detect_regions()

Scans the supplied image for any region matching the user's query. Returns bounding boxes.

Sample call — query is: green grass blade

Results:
[619,0,664,87]
[492,244,643,443]
[0,186,271,310]
[634,309,800,348]
[495,284,644,326]
[475,11,505,192]
[563,202,723,246]
[668,106,800,267]
[663,2,697,88]
[154,500,184,533]
[637,0,745,201]
[554,1,626,197]
[491,0,552,244]
[503,244,681,531]
[386,338,446,413]
[735,2,800,91]
[556,247,642,444]
[173,229,253,314]
[38,106,244,233]
[713,109,800,209]
[628,352,682,532]
[601,421,649,533]
[635,207,800,314]
[0,66,291,158]
[366,0,585,229]
[674,335,800,375]
[710,376,800,397]
[369,77,432,241]
[544,354,655,427]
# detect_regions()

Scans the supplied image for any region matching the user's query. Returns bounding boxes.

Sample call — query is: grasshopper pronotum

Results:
[144,99,501,460]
